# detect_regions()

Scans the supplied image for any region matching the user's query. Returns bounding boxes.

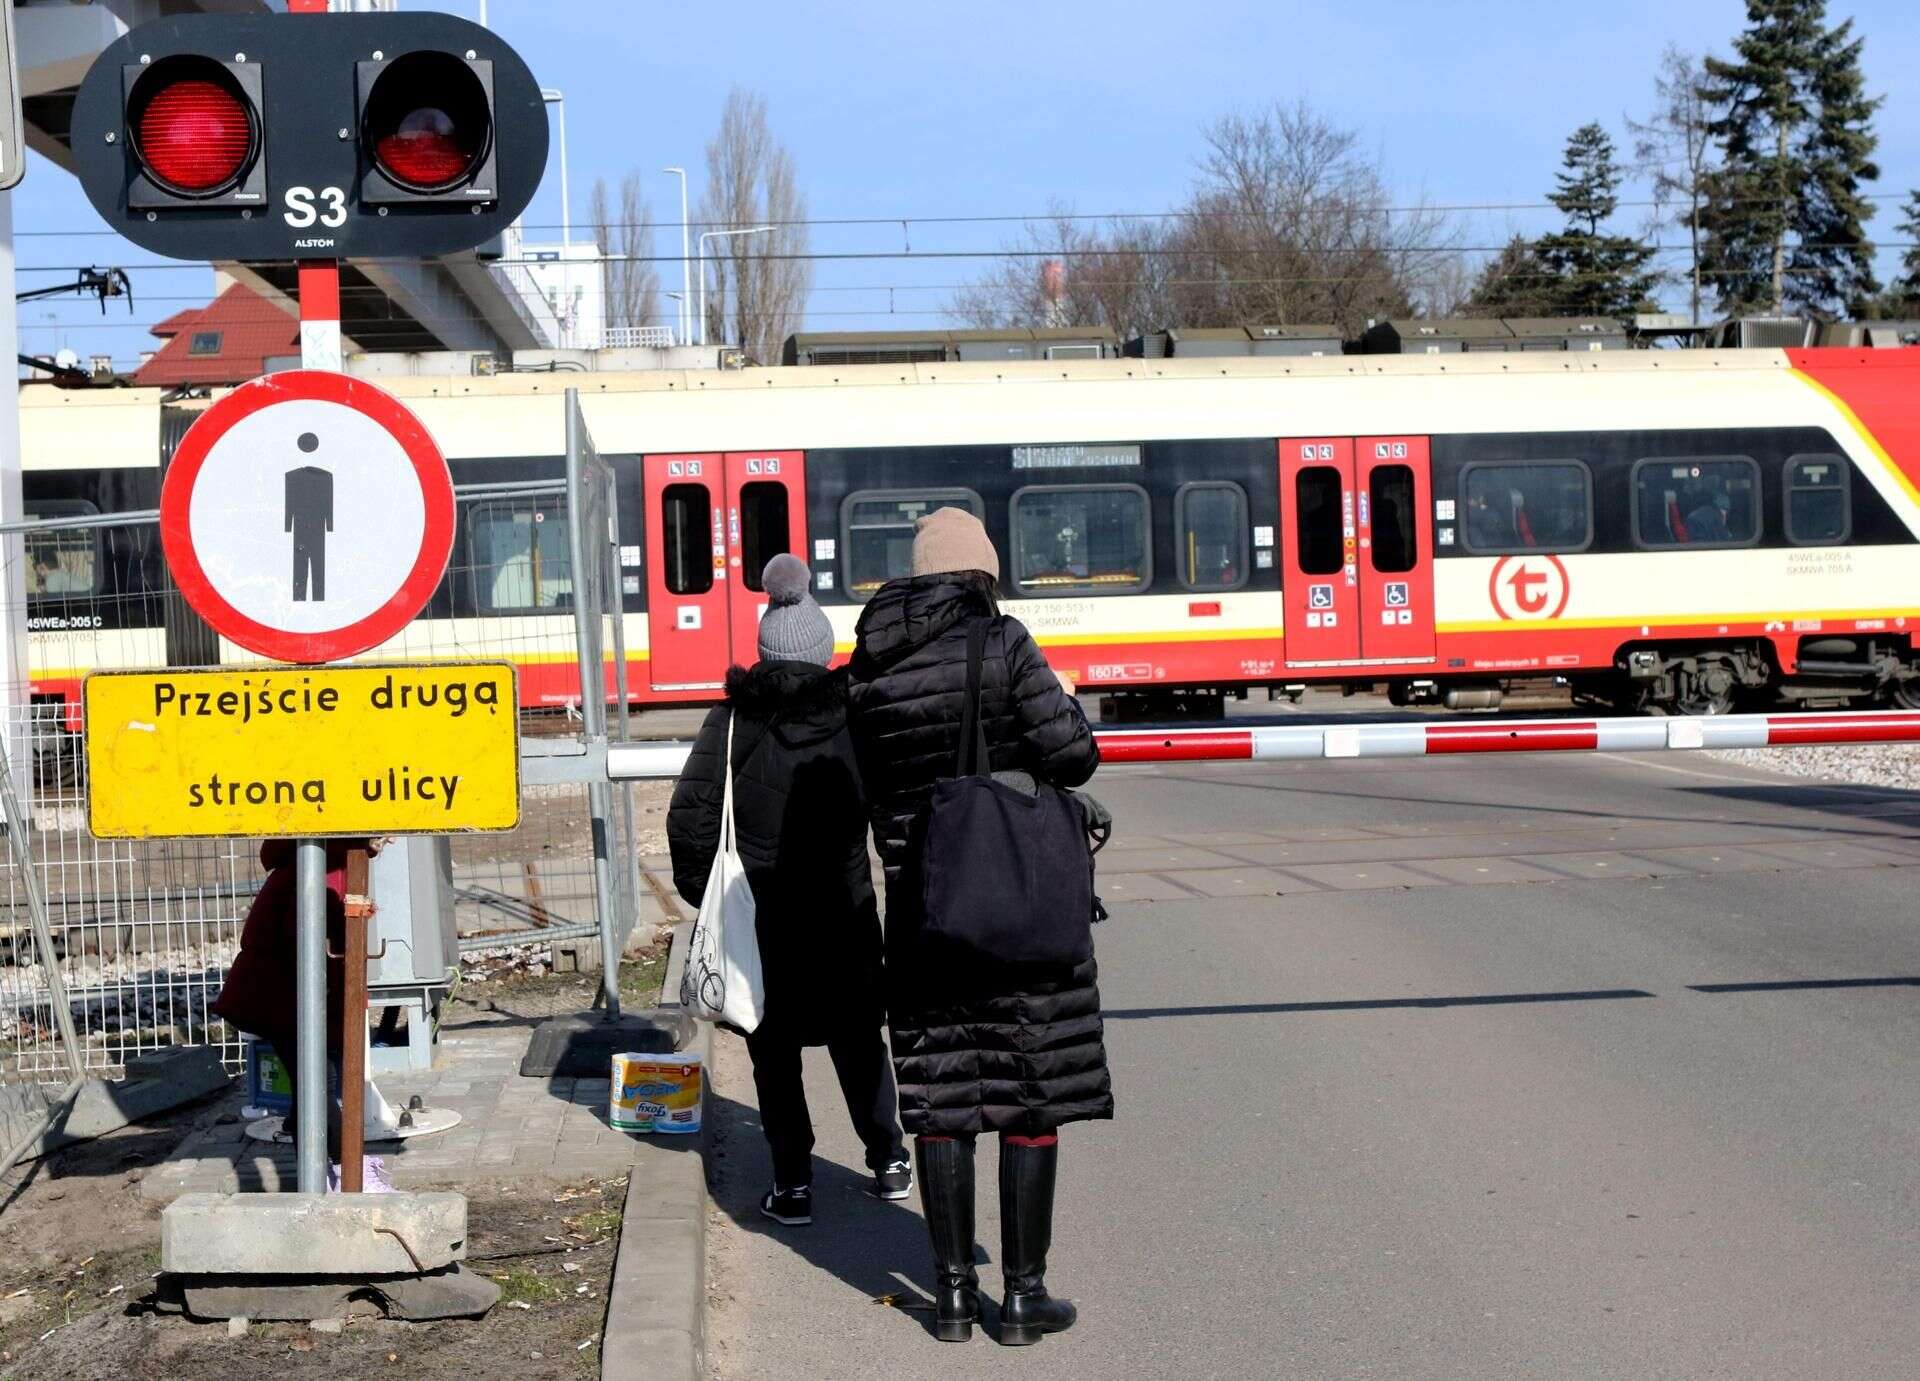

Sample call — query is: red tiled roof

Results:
[133,283,299,387]
[148,306,199,339]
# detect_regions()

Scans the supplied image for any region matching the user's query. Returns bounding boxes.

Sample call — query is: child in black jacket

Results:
[667,555,907,1225]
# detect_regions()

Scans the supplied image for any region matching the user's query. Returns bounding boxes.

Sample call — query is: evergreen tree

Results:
[1886,190,1920,312]
[1462,235,1558,317]
[1532,123,1661,318]
[1699,0,1882,316]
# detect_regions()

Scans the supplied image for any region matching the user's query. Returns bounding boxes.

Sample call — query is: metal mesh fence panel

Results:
[1,459,632,1080]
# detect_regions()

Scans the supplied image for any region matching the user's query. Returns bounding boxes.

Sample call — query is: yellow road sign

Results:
[85,662,521,839]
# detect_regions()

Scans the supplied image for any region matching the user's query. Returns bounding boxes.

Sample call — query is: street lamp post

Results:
[697,225,773,348]
[540,90,569,248]
[662,166,691,346]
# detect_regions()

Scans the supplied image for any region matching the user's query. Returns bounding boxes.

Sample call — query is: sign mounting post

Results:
[67,0,546,1220]
[295,250,342,1196]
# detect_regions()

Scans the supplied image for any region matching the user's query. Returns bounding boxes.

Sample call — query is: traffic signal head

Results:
[73,10,546,262]
[358,50,495,204]
[124,55,265,208]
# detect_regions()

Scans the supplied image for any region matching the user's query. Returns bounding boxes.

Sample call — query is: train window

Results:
[738,482,790,592]
[1459,462,1592,553]
[1011,485,1152,596]
[469,501,573,612]
[1785,455,1851,545]
[840,489,985,599]
[1175,483,1248,591]
[661,483,715,595]
[1294,467,1343,575]
[25,501,102,600]
[1630,457,1760,549]
[1369,465,1417,573]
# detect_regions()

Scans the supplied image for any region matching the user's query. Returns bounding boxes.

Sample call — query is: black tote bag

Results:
[915,620,1095,969]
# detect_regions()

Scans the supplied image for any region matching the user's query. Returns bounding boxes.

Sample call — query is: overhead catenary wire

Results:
[7,185,1911,239]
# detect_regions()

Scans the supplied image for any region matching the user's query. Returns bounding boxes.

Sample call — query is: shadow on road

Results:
[705,1085,958,1341]
[1105,987,1656,1021]
[1688,976,1920,994]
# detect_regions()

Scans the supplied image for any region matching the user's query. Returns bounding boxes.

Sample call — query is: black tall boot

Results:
[914,1137,980,1342]
[998,1138,1077,1345]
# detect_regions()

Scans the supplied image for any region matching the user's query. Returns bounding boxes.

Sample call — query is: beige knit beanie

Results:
[910,507,1000,580]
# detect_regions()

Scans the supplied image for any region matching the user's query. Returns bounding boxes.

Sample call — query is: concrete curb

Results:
[601,924,708,1381]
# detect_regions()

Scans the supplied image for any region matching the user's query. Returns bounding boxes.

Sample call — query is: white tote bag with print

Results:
[680,714,765,1033]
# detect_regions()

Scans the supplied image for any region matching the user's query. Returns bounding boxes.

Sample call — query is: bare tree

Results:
[699,88,811,363]
[952,101,1456,338]
[1175,102,1456,332]
[949,205,1176,338]
[1628,45,1715,323]
[590,172,660,338]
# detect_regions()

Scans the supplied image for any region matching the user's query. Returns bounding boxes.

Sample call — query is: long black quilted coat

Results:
[666,661,882,1045]
[846,572,1113,1136]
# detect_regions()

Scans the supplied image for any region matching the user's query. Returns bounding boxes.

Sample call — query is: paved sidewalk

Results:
[139,1024,654,1199]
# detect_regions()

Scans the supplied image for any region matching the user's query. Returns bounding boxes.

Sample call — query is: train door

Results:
[1354,437,1434,660]
[642,452,808,691]
[644,454,728,690]
[722,451,808,669]
[1278,438,1360,664]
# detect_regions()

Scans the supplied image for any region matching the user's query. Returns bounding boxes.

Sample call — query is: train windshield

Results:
[842,490,983,598]
[1012,486,1152,594]
[1369,466,1417,572]
[1785,455,1850,545]
[1632,457,1758,548]
[1178,483,1248,591]
[470,501,574,611]
[739,482,790,592]
[1294,467,1344,574]
[1460,462,1591,553]
[24,501,100,599]
[661,484,715,595]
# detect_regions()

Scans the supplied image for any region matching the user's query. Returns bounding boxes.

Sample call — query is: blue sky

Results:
[14,0,1918,367]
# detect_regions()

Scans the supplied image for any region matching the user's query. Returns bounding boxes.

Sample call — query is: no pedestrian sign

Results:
[84,663,521,839]
[160,370,456,665]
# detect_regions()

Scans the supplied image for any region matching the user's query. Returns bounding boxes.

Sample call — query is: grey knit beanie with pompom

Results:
[756,553,834,667]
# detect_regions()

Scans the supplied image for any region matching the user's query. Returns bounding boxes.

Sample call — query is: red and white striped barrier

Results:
[1094,710,1920,765]
[596,710,1920,781]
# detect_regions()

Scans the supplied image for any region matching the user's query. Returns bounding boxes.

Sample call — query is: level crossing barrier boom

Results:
[573,709,1920,785]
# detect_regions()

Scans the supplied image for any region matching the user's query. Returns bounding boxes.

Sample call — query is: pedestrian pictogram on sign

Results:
[159,370,455,664]
[1308,583,1334,610]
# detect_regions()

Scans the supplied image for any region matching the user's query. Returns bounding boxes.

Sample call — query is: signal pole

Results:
[0,191,27,824]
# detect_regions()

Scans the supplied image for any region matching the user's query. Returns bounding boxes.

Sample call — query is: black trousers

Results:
[745,1022,905,1188]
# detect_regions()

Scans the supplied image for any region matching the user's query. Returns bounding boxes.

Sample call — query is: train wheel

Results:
[1670,685,1736,715]
[1888,679,1920,711]
[33,735,84,791]
[1667,660,1738,716]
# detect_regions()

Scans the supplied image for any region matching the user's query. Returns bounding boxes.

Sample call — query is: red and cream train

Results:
[18,343,1920,721]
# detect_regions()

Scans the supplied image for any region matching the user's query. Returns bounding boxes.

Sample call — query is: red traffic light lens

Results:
[130,62,255,196]
[376,109,479,189]
[364,53,491,194]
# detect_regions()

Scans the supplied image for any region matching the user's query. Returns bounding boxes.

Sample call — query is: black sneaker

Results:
[760,1185,812,1225]
[873,1157,912,1201]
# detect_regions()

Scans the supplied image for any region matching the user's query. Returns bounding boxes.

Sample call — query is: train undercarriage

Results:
[1099,635,1920,723]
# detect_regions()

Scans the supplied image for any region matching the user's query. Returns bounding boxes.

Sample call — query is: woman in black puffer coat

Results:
[669,556,908,1227]
[846,507,1109,1347]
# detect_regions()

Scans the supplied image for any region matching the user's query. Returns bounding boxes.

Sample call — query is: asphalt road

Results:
[703,746,1920,1380]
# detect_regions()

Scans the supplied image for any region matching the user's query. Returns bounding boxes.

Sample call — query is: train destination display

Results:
[83,662,520,838]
